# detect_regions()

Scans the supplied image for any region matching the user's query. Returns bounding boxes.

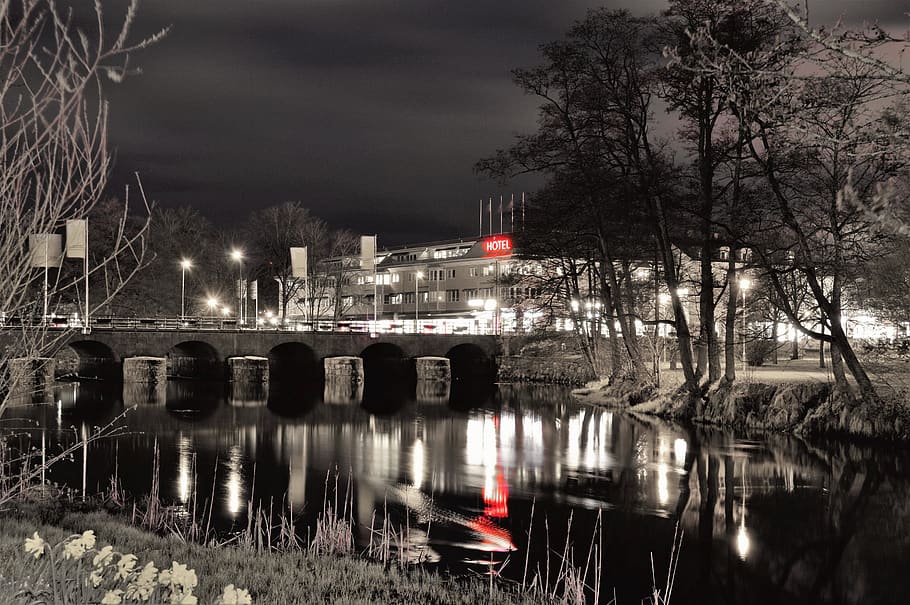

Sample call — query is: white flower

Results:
[173,595,197,605]
[23,532,46,559]
[219,584,253,605]
[63,539,86,560]
[125,562,159,602]
[93,545,115,568]
[101,589,124,605]
[160,562,197,591]
[79,530,96,550]
[116,554,138,580]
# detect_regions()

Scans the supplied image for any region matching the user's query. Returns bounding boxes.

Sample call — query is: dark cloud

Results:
[104,0,910,244]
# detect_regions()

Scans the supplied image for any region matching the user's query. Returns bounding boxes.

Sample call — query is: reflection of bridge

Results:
[35,329,500,384]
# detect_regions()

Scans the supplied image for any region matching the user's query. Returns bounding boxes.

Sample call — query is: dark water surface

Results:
[5,379,910,604]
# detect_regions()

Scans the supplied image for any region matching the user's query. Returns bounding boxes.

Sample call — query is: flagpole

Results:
[43,236,49,326]
[510,193,514,233]
[499,195,503,234]
[522,192,526,231]
[83,220,90,334]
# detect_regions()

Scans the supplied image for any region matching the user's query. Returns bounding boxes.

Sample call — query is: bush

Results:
[746,339,778,367]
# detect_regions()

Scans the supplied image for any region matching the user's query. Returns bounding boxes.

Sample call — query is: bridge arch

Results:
[446,343,495,383]
[167,341,223,379]
[268,342,320,383]
[54,340,118,380]
[360,342,411,414]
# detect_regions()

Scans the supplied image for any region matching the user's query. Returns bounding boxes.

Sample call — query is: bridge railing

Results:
[0,315,510,335]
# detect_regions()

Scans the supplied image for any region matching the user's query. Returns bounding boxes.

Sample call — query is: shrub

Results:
[746,339,777,367]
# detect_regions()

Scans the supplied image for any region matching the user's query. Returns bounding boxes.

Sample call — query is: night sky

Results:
[106,0,910,244]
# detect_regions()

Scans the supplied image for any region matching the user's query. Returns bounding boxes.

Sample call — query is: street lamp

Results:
[740,278,751,371]
[206,297,219,320]
[415,271,423,332]
[179,259,192,323]
[230,249,244,328]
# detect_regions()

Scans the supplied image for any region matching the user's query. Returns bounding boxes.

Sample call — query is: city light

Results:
[179,258,192,321]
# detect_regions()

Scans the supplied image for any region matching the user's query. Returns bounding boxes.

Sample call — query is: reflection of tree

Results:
[675,427,902,604]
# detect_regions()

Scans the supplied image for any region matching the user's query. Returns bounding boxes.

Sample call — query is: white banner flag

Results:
[250,280,258,300]
[236,279,247,299]
[290,246,308,278]
[65,219,87,258]
[360,235,376,272]
[29,234,63,268]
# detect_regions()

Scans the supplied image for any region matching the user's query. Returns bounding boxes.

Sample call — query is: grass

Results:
[0,504,546,605]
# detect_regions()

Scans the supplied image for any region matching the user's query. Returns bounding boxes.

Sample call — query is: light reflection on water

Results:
[7,380,910,603]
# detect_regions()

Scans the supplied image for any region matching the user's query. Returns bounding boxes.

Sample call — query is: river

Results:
[4,378,909,604]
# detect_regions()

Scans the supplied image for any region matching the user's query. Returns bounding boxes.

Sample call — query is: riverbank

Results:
[497,334,597,386]
[573,374,910,441]
[0,501,541,605]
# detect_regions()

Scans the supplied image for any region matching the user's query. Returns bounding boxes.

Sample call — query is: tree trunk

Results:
[830,342,848,391]
[770,316,779,365]
[700,245,720,382]
[819,322,826,369]
[600,281,624,380]
[602,258,641,372]
[830,323,877,402]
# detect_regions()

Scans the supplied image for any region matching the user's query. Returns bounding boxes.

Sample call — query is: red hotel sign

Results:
[483,235,513,257]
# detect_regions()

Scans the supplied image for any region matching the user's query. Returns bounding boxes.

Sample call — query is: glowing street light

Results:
[206,297,219,320]
[179,259,192,322]
[230,249,244,328]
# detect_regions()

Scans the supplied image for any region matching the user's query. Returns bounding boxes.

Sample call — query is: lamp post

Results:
[230,249,244,328]
[415,271,423,333]
[206,297,218,321]
[740,278,751,371]
[179,259,192,323]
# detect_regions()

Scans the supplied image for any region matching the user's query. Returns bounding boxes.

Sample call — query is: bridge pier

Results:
[324,356,364,404]
[228,356,269,384]
[123,356,167,384]
[415,356,450,381]
[324,356,364,383]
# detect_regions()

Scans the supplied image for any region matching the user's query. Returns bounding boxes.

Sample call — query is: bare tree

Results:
[0,0,165,417]
[686,1,910,399]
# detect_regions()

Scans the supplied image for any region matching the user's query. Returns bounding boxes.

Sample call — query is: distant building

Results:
[282,233,550,332]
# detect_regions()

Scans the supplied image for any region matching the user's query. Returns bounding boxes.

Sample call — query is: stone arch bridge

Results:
[41,330,500,383]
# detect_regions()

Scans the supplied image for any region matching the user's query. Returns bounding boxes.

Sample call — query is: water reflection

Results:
[323,378,363,405]
[123,381,166,407]
[8,382,910,603]
[228,382,268,408]
[415,379,449,404]
[175,435,194,505]
[166,381,220,420]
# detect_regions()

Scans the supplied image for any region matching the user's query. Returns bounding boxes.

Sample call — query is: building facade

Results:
[283,233,549,333]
